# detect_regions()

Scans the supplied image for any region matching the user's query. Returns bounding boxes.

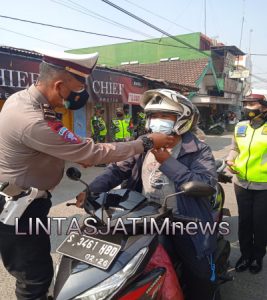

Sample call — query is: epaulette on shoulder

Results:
[40,103,57,121]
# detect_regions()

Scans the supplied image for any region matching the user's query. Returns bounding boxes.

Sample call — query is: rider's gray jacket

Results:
[89,132,218,258]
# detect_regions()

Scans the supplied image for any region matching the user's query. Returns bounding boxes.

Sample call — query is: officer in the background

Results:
[90,104,107,143]
[110,107,132,142]
[226,92,267,274]
[123,103,134,137]
[135,110,147,137]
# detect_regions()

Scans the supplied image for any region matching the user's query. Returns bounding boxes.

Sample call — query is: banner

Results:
[0,51,149,105]
[0,53,40,100]
[89,69,148,105]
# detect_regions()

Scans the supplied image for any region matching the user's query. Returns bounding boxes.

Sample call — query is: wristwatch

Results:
[141,135,154,152]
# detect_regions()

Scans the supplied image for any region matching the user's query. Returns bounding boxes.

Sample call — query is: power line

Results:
[0,25,119,64]
[251,73,267,83]
[0,26,71,49]
[251,54,267,56]
[101,0,209,57]
[51,0,155,39]
[0,14,192,50]
[120,0,194,32]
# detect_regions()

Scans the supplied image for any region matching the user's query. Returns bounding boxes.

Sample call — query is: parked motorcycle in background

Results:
[199,114,226,136]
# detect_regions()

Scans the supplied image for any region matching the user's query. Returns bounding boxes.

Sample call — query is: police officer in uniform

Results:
[123,104,134,137]
[90,104,107,143]
[135,110,147,137]
[0,51,173,300]
[110,107,132,142]
[226,92,267,274]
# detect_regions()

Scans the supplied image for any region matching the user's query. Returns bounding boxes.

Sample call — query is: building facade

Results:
[0,46,195,140]
[70,33,250,129]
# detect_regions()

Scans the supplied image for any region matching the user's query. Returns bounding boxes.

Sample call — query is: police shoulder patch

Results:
[48,121,82,144]
[236,125,247,137]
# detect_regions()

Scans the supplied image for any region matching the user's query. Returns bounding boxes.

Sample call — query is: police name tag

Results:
[236,125,247,137]
[56,233,121,270]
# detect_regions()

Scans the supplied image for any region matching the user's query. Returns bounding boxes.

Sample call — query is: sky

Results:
[1,0,267,89]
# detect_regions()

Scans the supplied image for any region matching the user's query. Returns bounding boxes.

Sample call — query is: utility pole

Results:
[248,29,253,87]
[204,0,207,36]
[239,0,246,48]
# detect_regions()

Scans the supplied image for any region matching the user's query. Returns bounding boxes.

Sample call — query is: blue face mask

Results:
[149,118,175,135]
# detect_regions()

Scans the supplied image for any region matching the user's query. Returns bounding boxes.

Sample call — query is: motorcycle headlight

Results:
[74,247,148,300]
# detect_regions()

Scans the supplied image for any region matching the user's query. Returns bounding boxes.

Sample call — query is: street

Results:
[0,133,267,300]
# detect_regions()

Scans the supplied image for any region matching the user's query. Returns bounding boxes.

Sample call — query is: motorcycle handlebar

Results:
[218,173,232,183]
[172,214,201,224]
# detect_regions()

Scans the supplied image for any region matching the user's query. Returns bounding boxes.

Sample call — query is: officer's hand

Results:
[225,160,239,174]
[76,191,86,208]
[151,148,171,164]
[148,133,175,149]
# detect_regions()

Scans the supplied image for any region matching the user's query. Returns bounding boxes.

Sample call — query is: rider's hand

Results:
[151,148,171,164]
[76,191,86,208]
[225,160,239,174]
[148,133,175,149]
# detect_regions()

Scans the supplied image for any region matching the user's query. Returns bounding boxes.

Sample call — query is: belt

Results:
[0,188,50,225]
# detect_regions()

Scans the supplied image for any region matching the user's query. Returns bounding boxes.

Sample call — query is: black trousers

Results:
[160,234,220,300]
[0,197,53,300]
[234,184,267,260]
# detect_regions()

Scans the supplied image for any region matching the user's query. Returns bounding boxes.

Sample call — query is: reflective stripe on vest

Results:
[112,119,131,139]
[234,120,267,182]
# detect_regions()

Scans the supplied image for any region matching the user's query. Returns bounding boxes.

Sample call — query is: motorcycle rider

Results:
[77,89,219,300]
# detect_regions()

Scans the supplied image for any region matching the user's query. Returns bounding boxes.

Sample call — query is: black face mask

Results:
[64,89,89,110]
[243,108,261,120]
[243,108,267,129]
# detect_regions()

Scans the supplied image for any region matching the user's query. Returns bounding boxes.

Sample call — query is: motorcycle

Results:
[52,160,232,300]
[205,123,225,136]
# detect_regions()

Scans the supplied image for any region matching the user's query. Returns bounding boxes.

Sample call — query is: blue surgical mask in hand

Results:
[149,118,175,135]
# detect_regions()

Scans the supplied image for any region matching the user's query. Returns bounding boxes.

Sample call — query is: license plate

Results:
[56,232,121,270]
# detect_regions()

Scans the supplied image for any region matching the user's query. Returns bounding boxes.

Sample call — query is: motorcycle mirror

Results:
[66,167,100,218]
[162,181,216,211]
[180,181,216,197]
[66,167,81,181]
[215,159,226,173]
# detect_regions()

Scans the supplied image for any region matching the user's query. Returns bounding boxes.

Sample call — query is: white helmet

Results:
[140,89,195,135]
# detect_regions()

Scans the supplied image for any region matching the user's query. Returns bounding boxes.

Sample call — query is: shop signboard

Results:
[0,53,40,100]
[89,69,148,105]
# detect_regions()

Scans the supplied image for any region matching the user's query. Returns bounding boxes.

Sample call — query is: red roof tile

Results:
[118,58,209,87]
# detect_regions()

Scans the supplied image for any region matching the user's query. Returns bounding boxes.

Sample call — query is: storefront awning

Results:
[191,95,239,105]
